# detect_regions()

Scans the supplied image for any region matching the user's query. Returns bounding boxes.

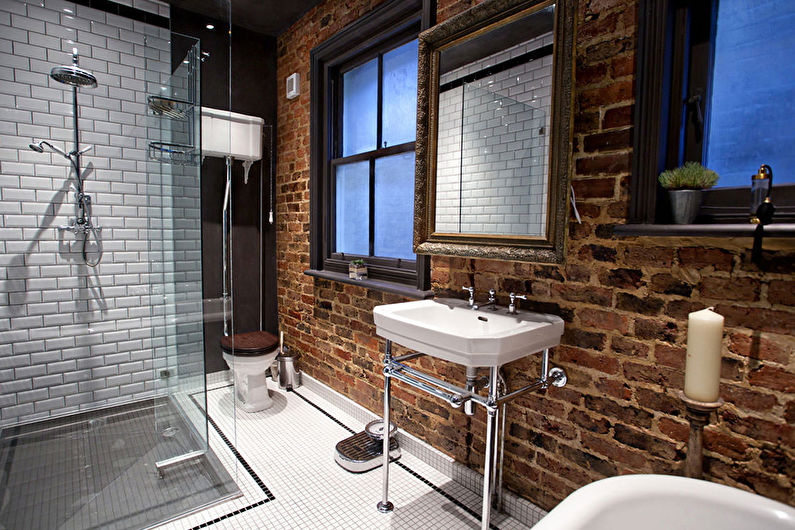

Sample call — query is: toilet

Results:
[221,331,280,412]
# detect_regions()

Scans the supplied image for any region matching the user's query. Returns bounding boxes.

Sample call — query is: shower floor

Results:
[0,398,238,530]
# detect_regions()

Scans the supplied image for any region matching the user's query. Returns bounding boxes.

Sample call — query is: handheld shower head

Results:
[29,140,70,159]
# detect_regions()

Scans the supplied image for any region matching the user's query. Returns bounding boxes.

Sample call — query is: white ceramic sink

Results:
[531,474,795,530]
[373,298,564,367]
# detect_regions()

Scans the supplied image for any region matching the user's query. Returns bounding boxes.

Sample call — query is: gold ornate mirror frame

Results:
[413,0,575,262]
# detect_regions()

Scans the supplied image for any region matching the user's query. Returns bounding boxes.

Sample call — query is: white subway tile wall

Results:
[435,33,553,236]
[0,0,209,427]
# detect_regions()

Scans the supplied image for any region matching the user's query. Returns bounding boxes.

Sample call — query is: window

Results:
[309,0,433,290]
[333,39,419,261]
[631,0,795,225]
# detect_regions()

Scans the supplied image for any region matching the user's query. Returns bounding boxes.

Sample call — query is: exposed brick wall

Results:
[276,0,795,510]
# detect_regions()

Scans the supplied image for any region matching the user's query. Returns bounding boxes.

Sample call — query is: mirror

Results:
[414,0,574,262]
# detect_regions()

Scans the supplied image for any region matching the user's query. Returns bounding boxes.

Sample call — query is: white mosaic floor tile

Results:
[158,376,532,530]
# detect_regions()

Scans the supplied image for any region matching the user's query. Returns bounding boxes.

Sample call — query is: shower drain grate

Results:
[334,431,400,473]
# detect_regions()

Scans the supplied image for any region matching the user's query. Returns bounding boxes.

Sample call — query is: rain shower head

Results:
[50,49,97,88]
[28,143,44,153]
[51,65,97,87]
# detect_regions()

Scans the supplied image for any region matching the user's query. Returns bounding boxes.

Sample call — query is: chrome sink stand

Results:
[377,340,567,530]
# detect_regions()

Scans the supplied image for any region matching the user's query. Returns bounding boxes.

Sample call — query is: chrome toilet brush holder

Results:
[271,345,301,390]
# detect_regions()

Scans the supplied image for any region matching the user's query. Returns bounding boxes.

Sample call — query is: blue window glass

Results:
[334,38,419,265]
[375,152,416,260]
[382,39,419,147]
[706,0,795,187]
[342,59,378,157]
[335,161,370,255]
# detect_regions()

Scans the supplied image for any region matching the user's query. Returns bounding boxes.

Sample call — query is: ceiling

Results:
[168,0,323,36]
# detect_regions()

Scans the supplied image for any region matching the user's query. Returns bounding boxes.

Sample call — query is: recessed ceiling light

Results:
[206,24,215,30]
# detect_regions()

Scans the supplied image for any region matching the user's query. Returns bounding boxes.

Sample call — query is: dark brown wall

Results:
[171,9,278,373]
[275,0,795,511]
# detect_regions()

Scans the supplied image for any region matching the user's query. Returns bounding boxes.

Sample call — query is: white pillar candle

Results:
[684,307,724,402]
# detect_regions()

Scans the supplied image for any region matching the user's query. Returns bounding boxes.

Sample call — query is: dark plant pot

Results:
[668,189,703,224]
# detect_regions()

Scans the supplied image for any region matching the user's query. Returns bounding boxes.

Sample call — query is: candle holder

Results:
[679,391,724,479]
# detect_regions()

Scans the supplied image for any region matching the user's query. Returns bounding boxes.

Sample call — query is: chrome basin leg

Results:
[481,366,498,530]
[496,402,506,512]
[377,339,394,514]
[489,404,500,508]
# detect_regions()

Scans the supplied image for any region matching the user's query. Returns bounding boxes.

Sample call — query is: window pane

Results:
[382,39,419,147]
[375,152,415,260]
[335,161,370,255]
[707,0,795,187]
[342,59,378,156]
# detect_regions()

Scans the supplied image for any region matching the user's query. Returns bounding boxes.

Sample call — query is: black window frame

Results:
[630,0,795,226]
[308,0,434,290]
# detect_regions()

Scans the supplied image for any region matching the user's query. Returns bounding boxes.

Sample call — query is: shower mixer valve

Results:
[58,193,101,235]
[58,218,102,235]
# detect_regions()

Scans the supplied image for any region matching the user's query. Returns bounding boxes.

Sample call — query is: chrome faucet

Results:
[507,293,527,314]
[462,286,475,307]
[474,289,498,311]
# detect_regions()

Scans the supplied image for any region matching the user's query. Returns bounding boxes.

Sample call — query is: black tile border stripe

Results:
[190,499,270,529]
[290,389,502,530]
[189,383,502,529]
[290,388,356,434]
[187,387,275,530]
[70,0,169,29]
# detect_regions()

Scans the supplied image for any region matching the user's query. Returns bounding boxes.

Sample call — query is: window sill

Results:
[613,223,795,237]
[304,269,434,300]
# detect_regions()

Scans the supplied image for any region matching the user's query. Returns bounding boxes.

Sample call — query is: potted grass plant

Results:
[348,259,367,280]
[658,162,719,224]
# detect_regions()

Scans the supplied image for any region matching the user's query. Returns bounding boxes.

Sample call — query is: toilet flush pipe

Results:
[222,155,232,337]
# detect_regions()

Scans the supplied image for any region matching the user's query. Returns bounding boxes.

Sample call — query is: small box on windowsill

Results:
[348,260,368,280]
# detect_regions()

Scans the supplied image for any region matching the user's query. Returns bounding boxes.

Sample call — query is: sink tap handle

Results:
[508,293,527,314]
[488,289,496,302]
[462,286,475,306]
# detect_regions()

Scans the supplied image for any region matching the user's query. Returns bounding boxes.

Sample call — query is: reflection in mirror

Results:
[435,5,555,237]
[414,0,574,263]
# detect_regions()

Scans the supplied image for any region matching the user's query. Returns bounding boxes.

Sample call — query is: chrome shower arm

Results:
[31,140,70,159]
